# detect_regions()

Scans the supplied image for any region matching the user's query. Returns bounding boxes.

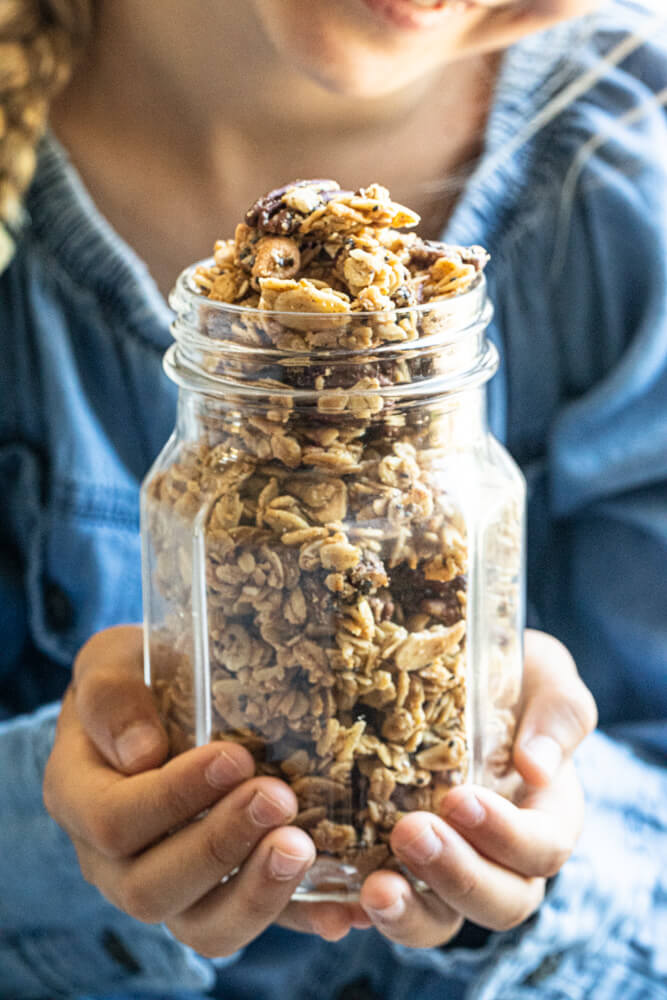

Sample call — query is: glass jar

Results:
[141,262,525,901]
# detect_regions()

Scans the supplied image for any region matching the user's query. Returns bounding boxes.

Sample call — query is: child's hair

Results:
[0,0,93,235]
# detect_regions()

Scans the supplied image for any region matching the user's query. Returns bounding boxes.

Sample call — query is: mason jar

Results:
[141,260,525,901]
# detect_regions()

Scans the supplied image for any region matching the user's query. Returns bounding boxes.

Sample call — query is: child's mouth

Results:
[360,0,511,30]
[360,0,469,31]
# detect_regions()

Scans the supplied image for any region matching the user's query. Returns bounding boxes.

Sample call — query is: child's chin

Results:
[287,31,440,98]
[300,58,424,99]
[254,0,453,98]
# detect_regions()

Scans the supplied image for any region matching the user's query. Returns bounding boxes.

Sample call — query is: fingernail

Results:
[397,823,441,865]
[364,896,406,924]
[115,723,161,768]
[442,790,486,828]
[250,791,293,827]
[205,750,248,789]
[523,734,562,781]
[268,847,312,881]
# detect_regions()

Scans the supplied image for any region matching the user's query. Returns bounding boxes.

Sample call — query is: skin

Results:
[51,0,599,295]
[45,0,600,954]
[45,627,597,949]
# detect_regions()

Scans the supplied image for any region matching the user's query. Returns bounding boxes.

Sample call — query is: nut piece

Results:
[251,237,301,289]
[245,179,342,235]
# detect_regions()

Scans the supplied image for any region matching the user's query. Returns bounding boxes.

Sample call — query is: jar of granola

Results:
[141,180,525,901]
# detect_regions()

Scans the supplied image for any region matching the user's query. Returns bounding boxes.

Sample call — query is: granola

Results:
[144,180,521,894]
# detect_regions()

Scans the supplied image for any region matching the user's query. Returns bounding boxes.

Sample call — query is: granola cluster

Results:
[144,180,517,891]
[192,179,487,349]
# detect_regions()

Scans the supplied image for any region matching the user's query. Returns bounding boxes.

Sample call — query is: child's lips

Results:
[360,0,512,30]
[360,0,462,31]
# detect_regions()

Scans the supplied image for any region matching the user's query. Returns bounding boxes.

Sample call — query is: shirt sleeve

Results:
[527,36,667,762]
[0,702,218,998]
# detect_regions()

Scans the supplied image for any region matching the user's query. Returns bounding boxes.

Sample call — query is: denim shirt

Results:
[1,3,666,998]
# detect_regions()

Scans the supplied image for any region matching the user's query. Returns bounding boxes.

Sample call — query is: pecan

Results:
[245,179,341,235]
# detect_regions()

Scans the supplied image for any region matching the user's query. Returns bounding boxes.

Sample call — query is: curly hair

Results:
[0,0,93,235]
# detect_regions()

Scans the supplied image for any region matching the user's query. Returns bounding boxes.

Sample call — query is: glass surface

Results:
[141,268,525,900]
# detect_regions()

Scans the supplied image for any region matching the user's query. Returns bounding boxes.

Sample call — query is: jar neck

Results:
[167,263,496,403]
[166,263,496,462]
[175,379,489,457]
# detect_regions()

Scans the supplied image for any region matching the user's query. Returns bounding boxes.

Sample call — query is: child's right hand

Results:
[43,626,367,956]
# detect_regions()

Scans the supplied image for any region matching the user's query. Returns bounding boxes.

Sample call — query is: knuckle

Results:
[85,802,128,858]
[76,665,123,722]
[168,917,242,959]
[545,681,598,751]
[202,825,238,873]
[160,774,196,825]
[493,880,545,932]
[186,938,222,960]
[243,885,281,925]
[73,626,141,682]
[116,872,162,924]
[561,684,598,743]
[183,931,238,960]
[446,867,478,903]
[544,840,572,878]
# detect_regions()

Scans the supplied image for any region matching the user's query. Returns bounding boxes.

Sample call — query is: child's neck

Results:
[51,2,500,296]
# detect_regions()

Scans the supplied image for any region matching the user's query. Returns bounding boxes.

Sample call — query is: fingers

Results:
[45,689,256,855]
[357,635,592,947]
[166,826,317,957]
[47,664,334,958]
[72,775,302,921]
[514,630,598,786]
[278,900,372,941]
[361,871,463,948]
[440,761,584,877]
[73,625,168,773]
[384,812,545,933]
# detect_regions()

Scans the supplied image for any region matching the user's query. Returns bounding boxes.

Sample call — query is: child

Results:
[1,1,665,997]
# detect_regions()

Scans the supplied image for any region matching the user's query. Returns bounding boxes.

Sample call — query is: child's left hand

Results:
[278,629,598,946]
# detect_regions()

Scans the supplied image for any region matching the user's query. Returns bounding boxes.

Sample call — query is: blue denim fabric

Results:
[1,1,666,997]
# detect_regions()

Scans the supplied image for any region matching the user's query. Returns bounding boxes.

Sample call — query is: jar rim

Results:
[166,259,496,402]
[169,258,489,331]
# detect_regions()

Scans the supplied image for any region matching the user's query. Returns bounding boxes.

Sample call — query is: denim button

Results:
[43,580,74,631]
[336,977,380,1000]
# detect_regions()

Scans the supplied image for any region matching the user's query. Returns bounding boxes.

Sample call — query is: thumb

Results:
[73,624,169,774]
[513,630,598,788]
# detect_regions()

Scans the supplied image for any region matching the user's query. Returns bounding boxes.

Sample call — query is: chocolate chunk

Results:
[390,564,466,625]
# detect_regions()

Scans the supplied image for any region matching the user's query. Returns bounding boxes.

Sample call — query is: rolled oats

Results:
[145,179,523,897]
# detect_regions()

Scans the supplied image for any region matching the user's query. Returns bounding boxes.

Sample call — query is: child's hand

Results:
[354,629,598,947]
[44,626,596,953]
[43,626,367,957]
